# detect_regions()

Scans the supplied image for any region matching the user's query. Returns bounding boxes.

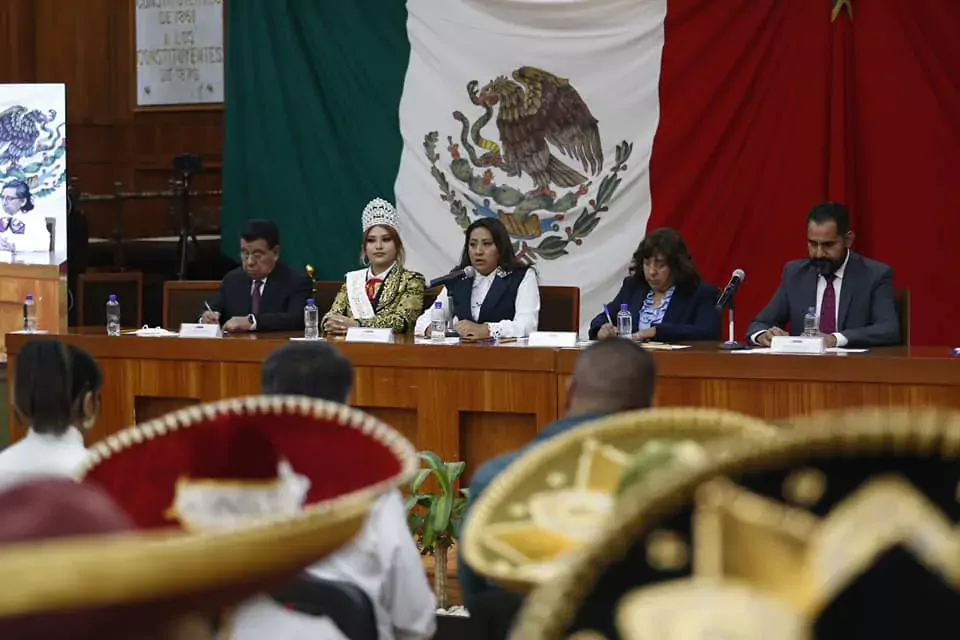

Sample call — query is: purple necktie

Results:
[251,280,262,315]
[819,275,837,334]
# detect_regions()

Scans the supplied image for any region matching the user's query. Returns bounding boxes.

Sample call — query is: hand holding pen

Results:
[597,304,618,339]
[200,301,220,325]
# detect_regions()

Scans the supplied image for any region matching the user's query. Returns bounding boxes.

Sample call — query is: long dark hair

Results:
[457,218,526,273]
[632,227,701,292]
[14,340,74,434]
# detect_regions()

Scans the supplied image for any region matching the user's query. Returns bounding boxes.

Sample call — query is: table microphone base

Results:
[718,340,745,351]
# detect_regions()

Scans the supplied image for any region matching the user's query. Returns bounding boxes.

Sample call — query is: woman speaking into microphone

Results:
[415,218,540,339]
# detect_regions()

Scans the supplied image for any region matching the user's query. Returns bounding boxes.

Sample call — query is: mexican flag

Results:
[224,0,667,337]
[394,0,667,335]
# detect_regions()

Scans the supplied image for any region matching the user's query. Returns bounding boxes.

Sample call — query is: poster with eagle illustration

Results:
[394,0,666,335]
[0,84,67,257]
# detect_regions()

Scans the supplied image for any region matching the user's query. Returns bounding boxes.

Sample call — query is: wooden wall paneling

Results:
[17,0,226,241]
[0,1,36,83]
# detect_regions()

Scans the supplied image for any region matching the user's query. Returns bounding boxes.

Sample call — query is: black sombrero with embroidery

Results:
[511,407,960,640]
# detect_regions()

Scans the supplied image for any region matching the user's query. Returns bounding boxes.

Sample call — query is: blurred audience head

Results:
[67,344,102,431]
[14,339,75,435]
[566,339,657,415]
[261,342,354,403]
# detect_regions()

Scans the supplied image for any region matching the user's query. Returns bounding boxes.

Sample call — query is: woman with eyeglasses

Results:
[0,179,51,253]
[589,227,720,342]
[0,340,103,490]
[322,198,425,334]
[414,218,540,340]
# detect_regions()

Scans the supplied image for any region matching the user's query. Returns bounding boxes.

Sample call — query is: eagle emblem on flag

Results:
[424,66,632,262]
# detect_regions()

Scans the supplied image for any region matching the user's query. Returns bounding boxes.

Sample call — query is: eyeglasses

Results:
[240,250,269,262]
[1,196,23,203]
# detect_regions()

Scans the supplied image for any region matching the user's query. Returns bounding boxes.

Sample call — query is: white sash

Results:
[345,269,376,320]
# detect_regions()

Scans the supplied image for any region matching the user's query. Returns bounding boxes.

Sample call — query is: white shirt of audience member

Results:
[0,426,87,492]
[414,268,540,338]
[216,467,436,640]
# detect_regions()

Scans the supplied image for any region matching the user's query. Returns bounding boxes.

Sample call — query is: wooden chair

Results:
[313,281,342,315]
[538,286,580,333]
[162,280,219,329]
[894,287,910,346]
[77,271,143,328]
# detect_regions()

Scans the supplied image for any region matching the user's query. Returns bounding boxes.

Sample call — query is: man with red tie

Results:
[201,219,312,333]
[746,202,900,348]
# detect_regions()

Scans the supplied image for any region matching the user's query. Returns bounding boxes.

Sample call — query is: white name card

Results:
[178,323,222,339]
[528,331,578,348]
[770,335,825,355]
[345,327,393,344]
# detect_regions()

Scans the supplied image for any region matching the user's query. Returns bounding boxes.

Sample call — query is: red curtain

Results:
[648,0,960,346]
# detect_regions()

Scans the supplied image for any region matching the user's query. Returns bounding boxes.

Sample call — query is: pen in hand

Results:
[603,304,613,325]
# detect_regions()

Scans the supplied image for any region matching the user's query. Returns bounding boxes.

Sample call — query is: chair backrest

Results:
[538,285,580,332]
[77,271,143,328]
[162,280,219,329]
[271,574,378,640]
[423,285,442,312]
[313,281,342,315]
[894,287,910,346]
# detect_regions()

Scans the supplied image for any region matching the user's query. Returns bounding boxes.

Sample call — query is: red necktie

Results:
[365,278,382,302]
[251,280,262,315]
[819,275,837,334]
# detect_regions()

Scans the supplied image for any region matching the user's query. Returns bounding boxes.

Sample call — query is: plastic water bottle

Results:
[617,303,632,338]
[22,295,36,332]
[105,294,120,336]
[803,306,818,336]
[431,301,445,343]
[304,298,319,340]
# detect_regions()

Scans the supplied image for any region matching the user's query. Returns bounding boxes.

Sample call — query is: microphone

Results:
[428,266,476,289]
[714,269,745,309]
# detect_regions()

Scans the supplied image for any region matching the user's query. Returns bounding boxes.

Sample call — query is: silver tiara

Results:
[361,198,400,233]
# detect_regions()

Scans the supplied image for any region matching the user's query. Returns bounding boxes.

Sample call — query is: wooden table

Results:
[6,332,960,481]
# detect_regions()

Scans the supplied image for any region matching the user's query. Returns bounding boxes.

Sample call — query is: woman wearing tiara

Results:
[414,217,540,339]
[322,198,426,334]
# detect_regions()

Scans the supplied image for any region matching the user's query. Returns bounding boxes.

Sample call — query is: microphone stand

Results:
[718,296,744,351]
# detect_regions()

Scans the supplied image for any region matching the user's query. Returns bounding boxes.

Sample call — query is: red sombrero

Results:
[0,396,417,637]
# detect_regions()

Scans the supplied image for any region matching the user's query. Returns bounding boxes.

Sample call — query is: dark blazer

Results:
[207,261,312,332]
[588,278,721,342]
[447,267,528,324]
[745,252,899,347]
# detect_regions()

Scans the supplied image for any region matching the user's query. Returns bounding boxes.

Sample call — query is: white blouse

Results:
[226,491,436,640]
[0,210,52,253]
[0,426,87,492]
[414,268,540,338]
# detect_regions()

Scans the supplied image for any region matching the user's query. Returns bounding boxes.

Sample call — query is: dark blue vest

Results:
[448,267,528,324]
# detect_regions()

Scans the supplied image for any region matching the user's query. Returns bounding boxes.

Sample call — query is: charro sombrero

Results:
[0,396,416,638]
[461,407,777,593]
[511,407,960,639]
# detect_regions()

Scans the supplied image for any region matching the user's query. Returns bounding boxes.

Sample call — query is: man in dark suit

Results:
[746,202,899,348]
[201,219,312,333]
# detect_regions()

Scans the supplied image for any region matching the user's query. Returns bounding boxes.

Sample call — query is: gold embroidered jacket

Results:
[324,267,425,333]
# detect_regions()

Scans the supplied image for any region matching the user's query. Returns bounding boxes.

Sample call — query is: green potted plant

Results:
[404,450,470,611]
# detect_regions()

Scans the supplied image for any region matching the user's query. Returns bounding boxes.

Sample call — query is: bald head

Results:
[567,339,656,415]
